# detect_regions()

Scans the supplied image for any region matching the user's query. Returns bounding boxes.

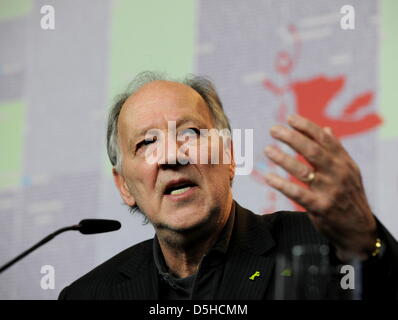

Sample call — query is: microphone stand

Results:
[0,224,79,274]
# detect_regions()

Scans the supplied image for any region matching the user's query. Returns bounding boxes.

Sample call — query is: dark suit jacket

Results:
[59,202,398,299]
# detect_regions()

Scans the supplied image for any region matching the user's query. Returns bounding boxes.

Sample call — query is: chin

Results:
[154,206,217,240]
[162,210,210,232]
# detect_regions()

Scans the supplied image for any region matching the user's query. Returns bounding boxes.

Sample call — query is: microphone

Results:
[78,219,121,234]
[0,219,121,274]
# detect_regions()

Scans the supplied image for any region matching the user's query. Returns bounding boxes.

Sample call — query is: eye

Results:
[178,127,201,139]
[136,136,157,151]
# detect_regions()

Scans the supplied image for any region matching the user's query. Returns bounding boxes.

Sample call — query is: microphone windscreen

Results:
[78,219,121,234]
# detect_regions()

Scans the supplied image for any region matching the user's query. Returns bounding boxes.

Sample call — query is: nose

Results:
[158,136,190,169]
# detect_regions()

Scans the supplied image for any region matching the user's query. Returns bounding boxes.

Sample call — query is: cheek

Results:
[124,160,158,196]
[209,136,231,165]
[198,162,232,194]
[195,134,229,165]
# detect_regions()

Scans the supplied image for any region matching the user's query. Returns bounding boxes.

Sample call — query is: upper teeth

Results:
[170,186,191,195]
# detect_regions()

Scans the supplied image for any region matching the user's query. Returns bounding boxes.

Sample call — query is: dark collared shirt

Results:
[153,203,236,300]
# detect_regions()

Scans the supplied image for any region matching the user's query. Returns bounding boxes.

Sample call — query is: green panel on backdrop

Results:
[0,101,24,190]
[104,0,195,173]
[109,0,195,99]
[380,0,398,138]
[0,0,32,21]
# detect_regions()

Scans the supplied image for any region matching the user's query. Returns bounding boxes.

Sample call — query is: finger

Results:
[323,126,351,157]
[270,125,331,169]
[264,145,314,183]
[264,172,320,214]
[287,114,342,153]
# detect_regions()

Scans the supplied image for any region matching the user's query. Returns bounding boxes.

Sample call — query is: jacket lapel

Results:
[112,242,159,300]
[216,203,276,299]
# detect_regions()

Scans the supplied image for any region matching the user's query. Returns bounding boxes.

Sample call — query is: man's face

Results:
[113,81,234,243]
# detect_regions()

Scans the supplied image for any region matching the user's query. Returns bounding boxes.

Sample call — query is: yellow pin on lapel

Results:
[280,268,292,277]
[249,271,261,280]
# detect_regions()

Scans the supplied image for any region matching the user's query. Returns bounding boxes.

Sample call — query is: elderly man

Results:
[59,72,398,300]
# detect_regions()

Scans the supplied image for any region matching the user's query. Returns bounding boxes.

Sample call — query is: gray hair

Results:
[106,71,232,174]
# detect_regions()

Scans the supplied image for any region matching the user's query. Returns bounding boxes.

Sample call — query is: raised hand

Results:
[264,114,378,261]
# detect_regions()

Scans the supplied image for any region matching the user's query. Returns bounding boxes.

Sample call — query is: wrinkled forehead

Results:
[118,80,214,135]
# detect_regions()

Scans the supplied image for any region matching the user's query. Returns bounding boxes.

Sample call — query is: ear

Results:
[227,140,236,182]
[112,168,136,207]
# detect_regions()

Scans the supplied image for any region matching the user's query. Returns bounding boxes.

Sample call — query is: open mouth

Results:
[164,180,197,196]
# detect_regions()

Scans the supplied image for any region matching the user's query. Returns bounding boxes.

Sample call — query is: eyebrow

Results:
[128,116,209,147]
